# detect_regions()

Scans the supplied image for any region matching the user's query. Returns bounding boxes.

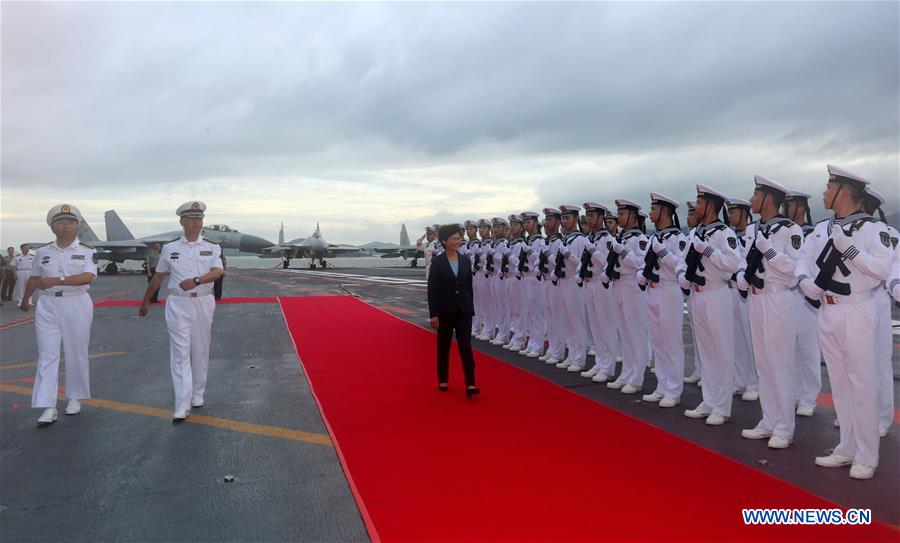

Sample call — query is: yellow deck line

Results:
[0,383,332,447]
[0,351,128,371]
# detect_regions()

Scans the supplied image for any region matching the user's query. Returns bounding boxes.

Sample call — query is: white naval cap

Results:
[583,202,608,214]
[559,204,580,215]
[865,185,886,207]
[637,210,648,219]
[543,207,562,218]
[508,213,523,225]
[477,218,491,227]
[492,216,509,227]
[726,196,752,209]
[615,198,642,211]
[46,203,83,226]
[425,225,435,233]
[686,200,696,210]
[176,200,206,218]
[695,184,727,202]
[784,189,811,202]
[827,164,870,188]
[649,193,679,209]
[753,175,789,197]
[464,219,477,228]
[520,210,540,220]
[457,223,466,230]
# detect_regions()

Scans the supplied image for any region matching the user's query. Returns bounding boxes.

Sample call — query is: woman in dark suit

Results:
[427,224,479,396]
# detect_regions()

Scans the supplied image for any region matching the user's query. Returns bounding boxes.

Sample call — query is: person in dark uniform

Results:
[146,243,162,303]
[428,224,478,396]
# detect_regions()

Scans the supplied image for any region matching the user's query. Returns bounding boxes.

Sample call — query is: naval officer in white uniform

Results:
[21,204,98,425]
[140,201,224,421]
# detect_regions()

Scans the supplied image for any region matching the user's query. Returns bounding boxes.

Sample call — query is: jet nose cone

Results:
[240,234,274,253]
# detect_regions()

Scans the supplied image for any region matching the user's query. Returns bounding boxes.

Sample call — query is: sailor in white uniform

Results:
[554,205,591,372]
[473,219,493,339]
[140,201,224,421]
[462,220,482,336]
[539,208,567,365]
[639,193,687,407]
[519,211,547,358]
[603,199,650,394]
[726,197,759,402]
[682,201,703,385]
[12,244,34,306]
[782,190,822,417]
[488,217,511,345]
[423,226,437,280]
[22,204,98,425]
[797,165,892,479]
[580,202,618,382]
[738,176,804,449]
[504,214,528,352]
[680,185,742,425]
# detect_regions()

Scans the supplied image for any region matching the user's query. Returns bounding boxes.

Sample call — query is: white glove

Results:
[891,283,900,303]
[692,238,709,253]
[651,237,665,254]
[678,273,691,291]
[586,244,596,255]
[831,227,853,254]
[610,240,626,254]
[736,274,750,291]
[550,272,558,283]
[754,232,772,253]
[559,246,570,258]
[799,278,824,300]
[637,272,647,286]
[599,272,610,284]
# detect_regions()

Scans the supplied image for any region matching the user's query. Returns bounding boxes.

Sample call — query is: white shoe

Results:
[538,354,549,361]
[556,361,572,369]
[684,405,711,419]
[833,418,840,428]
[795,405,815,417]
[489,339,504,346]
[741,427,772,440]
[517,348,530,355]
[476,334,490,341]
[592,373,610,383]
[642,392,663,403]
[191,400,205,408]
[580,367,599,378]
[172,409,190,422]
[37,408,58,426]
[683,374,701,384]
[815,453,853,468]
[526,351,542,359]
[546,357,561,365]
[741,390,759,402]
[849,464,876,480]
[620,384,640,395]
[606,379,626,390]
[588,349,596,356]
[767,436,792,449]
[879,427,889,438]
[566,365,584,373]
[705,413,727,426]
[65,399,82,415]
[659,397,680,408]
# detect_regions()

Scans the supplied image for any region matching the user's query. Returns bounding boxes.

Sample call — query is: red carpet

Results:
[279,296,895,542]
[94,297,277,307]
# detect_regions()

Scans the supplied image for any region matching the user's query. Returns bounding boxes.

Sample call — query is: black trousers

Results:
[147,268,160,303]
[213,274,224,300]
[0,270,15,301]
[436,310,476,387]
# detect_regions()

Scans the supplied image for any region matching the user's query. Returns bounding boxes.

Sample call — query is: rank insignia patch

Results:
[199,250,213,256]
[791,235,802,250]
[71,254,85,260]
[639,240,647,251]
[727,237,737,249]
[679,240,686,251]
[880,231,891,247]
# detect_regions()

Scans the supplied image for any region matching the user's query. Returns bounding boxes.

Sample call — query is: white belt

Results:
[47,290,88,298]
[167,290,212,298]
[821,288,879,305]
[691,281,726,293]
[750,284,796,295]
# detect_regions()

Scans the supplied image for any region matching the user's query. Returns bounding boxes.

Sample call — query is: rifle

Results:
[537,250,548,281]
[553,251,566,282]
[642,235,661,286]
[579,248,593,281]
[517,247,528,278]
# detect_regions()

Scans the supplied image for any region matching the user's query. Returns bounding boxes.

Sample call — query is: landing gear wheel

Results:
[105,262,119,275]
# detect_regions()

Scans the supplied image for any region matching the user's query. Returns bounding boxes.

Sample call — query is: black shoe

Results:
[466,386,480,397]
[438,383,449,392]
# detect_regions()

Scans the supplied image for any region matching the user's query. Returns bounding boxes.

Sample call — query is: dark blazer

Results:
[427,252,475,319]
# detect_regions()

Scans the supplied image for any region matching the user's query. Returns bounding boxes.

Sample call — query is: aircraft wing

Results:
[326,244,361,255]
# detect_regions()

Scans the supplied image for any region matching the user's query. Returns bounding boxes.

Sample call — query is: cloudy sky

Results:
[2,1,897,248]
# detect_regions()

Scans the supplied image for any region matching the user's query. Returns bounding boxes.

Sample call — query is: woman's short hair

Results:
[438,224,460,242]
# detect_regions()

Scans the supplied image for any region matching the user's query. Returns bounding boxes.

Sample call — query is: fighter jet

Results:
[371,224,425,260]
[258,223,360,269]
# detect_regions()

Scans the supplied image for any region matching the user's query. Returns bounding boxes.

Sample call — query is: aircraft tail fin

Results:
[400,224,410,247]
[104,210,135,241]
[78,220,100,243]
[278,222,284,245]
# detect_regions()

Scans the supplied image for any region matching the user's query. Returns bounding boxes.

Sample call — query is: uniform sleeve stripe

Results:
[843,246,859,260]
[656,248,669,258]
[702,246,715,258]
[763,249,777,260]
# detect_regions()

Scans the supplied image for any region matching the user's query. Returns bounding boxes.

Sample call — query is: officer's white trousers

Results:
[686,298,702,380]
[165,295,215,413]
[818,296,879,467]
[559,278,588,366]
[647,282,684,400]
[491,276,511,341]
[874,292,893,435]
[585,280,618,376]
[793,293,821,410]
[732,290,757,393]
[32,294,93,408]
[544,282,566,360]
[13,271,31,305]
[612,279,650,387]
[692,286,735,417]
[509,278,528,348]
[748,289,798,440]
[524,278,547,353]
[472,273,484,334]
[478,272,494,336]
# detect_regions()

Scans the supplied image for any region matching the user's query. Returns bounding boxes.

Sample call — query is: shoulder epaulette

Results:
[80,242,94,249]
[202,237,220,245]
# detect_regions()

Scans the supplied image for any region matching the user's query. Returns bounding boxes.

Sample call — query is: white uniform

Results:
[679,221,742,418]
[424,240,437,280]
[640,227,687,401]
[464,238,484,335]
[731,226,758,396]
[506,236,529,350]
[745,216,804,441]
[606,228,650,387]
[794,223,822,413]
[873,225,897,435]
[522,233,547,355]
[30,239,97,408]
[584,230,619,378]
[556,231,591,369]
[12,252,35,305]
[796,213,893,468]
[490,238,511,343]
[542,234,566,362]
[685,226,703,382]
[156,236,224,414]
